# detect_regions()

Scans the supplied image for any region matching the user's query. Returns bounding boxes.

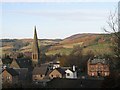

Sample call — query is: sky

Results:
[0,0,119,39]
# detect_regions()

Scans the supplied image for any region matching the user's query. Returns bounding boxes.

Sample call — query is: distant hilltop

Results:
[1,33,113,56]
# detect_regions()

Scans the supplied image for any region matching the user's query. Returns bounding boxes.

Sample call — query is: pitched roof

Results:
[89,58,108,64]
[16,58,32,68]
[65,69,75,73]
[54,68,66,75]
[61,67,76,72]
[9,58,32,69]
[4,68,19,76]
[10,59,20,68]
[32,64,49,75]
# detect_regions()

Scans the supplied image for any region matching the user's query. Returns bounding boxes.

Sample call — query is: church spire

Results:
[33,26,39,49]
[32,26,40,67]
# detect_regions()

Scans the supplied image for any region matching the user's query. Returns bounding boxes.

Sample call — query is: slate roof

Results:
[32,64,49,75]
[55,68,66,75]
[61,67,76,72]
[16,58,32,68]
[66,68,76,73]
[89,58,108,64]
[43,69,53,79]
[15,68,28,80]
[4,68,19,76]
[61,67,71,70]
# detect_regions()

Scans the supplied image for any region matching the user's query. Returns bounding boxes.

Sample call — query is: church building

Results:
[32,26,40,67]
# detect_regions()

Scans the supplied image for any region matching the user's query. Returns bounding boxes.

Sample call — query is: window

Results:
[105,72,107,76]
[51,75,53,77]
[41,75,42,77]
[33,54,34,59]
[92,73,94,76]
[34,54,36,59]
[6,76,10,80]
[67,73,70,76]
[33,54,37,59]
[34,54,37,59]
[104,66,108,70]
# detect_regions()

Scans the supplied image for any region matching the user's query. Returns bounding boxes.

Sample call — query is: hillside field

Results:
[0,33,113,56]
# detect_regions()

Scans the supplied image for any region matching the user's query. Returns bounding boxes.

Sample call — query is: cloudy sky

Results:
[1,0,119,39]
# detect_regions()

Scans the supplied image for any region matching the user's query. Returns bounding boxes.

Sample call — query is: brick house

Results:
[87,58,110,77]
[49,68,66,79]
[32,64,49,81]
[2,68,19,85]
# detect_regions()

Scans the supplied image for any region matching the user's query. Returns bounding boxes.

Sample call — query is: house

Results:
[2,68,19,85]
[10,58,32,69]
[9,58,30,82]
[87,58,110,77]
[65,65,77,79]
[32,64,49,81]
[49,68,66,79]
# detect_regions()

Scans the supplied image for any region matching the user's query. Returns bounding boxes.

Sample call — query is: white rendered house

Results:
[65,65,77,79]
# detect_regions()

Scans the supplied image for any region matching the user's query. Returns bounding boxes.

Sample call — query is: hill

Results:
[0,33,113,56]
[46,33,113,55]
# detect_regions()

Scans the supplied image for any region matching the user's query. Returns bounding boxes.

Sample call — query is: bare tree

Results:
[103,7,120,73]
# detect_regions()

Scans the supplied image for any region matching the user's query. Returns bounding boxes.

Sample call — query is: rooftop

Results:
[89,58,109,64]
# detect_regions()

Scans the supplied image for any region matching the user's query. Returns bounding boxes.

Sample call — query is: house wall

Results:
[73,72,77,78]
[2,70,12,84]
[88,63,110,77]
[49,69,62,79]
[32,74,45,81]
[65,70,77,79]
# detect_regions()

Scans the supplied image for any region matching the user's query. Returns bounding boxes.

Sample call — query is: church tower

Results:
[32,26,40,67]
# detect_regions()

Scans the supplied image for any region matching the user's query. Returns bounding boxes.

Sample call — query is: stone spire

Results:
[32,26,40,67]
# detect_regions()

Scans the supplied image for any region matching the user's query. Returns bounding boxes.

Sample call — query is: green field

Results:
[1,33,113,56]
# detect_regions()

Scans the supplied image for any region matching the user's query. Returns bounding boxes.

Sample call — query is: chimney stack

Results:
[73,65,76,71]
